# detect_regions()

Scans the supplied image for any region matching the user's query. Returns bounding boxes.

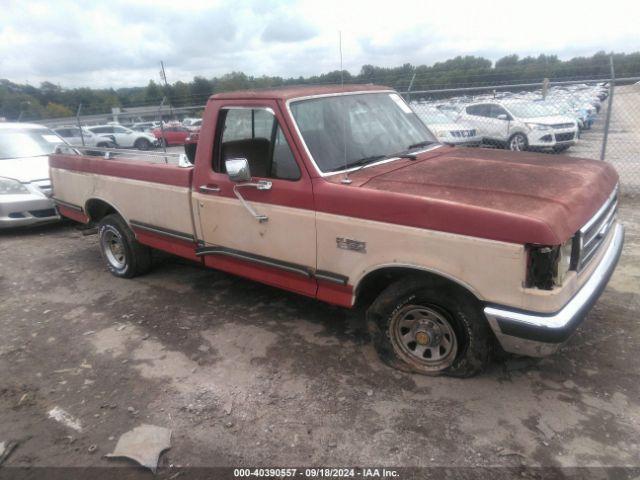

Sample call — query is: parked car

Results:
[458,101,579,152]
[0,123,63,228]
[152,126,191,146]
[87,125,158,150]
[416,108,481,146]
[182,118,201,127]
[51,85,623,377]
[54,126,117,148]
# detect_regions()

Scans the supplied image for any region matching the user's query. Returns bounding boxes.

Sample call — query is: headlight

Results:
[556,238,573,285]
[526,238,574,290]
[0,177,29,195]
[526,123,551,131]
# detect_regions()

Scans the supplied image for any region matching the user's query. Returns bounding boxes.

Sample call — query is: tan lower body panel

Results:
[193,193,316,268]
[51,168,193,235]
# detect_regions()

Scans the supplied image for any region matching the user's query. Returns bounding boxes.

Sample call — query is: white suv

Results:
[53,126,116,148]
[87,125,158,150]
[458,101,578,152]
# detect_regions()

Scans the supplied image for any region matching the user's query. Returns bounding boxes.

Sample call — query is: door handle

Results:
[199,184,221,194]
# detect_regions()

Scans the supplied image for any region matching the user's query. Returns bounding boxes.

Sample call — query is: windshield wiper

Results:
[328,155,387,172]
[406,140,435,150]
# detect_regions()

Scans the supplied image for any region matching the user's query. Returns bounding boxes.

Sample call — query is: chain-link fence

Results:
[401,76,640,197]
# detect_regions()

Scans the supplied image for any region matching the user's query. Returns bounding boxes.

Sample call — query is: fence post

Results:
[158,97,168,162]
[600,55,615,161]
[542,78,549,99]
[406,72,416,104]
[76,104,85,146]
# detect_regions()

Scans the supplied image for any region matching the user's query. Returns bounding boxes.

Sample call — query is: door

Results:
[192,101,317,297]
[486,104,512,141]
[112,126,135,147]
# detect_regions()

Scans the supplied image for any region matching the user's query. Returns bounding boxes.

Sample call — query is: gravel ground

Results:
[0,200,639,478]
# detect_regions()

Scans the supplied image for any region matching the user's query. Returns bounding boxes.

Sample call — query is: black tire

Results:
[98,214,152,278]
[507,133,528,152]
[96,142,110,148]
[135,138,151,150]
[366,275,492,377]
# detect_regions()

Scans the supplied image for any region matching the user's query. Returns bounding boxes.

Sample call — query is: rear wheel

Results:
[508,133,528,151]
[367,276,492,377]
[98,214,152,278]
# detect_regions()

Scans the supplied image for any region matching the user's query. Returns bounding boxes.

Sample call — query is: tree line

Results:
[1,50,639,121]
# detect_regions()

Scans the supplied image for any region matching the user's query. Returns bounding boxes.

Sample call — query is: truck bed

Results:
[50,153,197,259]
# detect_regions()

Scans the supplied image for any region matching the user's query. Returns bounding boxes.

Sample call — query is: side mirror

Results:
[497,114,509,120]
[225,158,251,182]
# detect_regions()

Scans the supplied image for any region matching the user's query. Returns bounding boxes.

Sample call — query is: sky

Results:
[1,0,639,89]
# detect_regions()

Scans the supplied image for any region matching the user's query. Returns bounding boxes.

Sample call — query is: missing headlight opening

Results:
[526,245,561,290]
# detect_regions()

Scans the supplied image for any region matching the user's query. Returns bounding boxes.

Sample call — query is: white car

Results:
[53,126,116,148]
[182,118,202,127]
[416,108,481,147]
[87,125,158,150]
[458,101,578,152]
[0,123,64,228]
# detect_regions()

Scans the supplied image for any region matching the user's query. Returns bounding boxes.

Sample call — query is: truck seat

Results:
[221,138,270,177]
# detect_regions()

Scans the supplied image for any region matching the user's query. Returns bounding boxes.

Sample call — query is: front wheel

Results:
[367,276,492,377]
[98,214,152,278]
[135,138,151,150]
[508,133,528,151]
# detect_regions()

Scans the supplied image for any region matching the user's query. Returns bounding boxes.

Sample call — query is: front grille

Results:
[555,132,575,142]
[450,129,476,138]
[575,187,618,271]
[552,123,575,129]
[29,208,57,218]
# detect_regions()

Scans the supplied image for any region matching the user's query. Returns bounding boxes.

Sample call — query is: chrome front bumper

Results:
[484,223,624,357]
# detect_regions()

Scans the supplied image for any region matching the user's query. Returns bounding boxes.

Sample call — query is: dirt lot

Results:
[1,199,639,478]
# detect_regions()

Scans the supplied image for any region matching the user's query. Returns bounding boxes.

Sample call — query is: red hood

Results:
[320,146,618,245]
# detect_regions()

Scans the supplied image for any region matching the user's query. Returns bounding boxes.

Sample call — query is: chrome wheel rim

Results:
[390,305,458,371]
[510,135,526,151]
[101,227,126,269]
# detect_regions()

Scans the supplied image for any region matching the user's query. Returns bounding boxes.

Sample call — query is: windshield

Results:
[417,109,456,125]
[290,92,435,173]
[505,102,559,118]
[0,128,64,160]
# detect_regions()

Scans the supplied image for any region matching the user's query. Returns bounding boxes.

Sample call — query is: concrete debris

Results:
[536,419,556,439]
[48,406,83,432]
[88,444,97,453]
[0,440,19,466]
[106,424,171,473]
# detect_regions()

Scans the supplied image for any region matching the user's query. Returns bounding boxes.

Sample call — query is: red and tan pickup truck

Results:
[50,84,624,377]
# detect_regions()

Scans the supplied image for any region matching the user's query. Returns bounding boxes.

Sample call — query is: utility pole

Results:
[159,61,174,118]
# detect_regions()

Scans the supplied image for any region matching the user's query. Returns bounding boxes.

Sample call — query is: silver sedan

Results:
[0,123,63,228]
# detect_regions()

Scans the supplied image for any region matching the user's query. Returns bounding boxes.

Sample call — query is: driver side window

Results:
[214,108,301,181]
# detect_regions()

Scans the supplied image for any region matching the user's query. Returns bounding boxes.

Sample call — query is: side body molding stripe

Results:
[195,245,348,285]
[130,220,195,243]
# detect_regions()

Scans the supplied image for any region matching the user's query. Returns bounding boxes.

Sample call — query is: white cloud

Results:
[0,0,638,88]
